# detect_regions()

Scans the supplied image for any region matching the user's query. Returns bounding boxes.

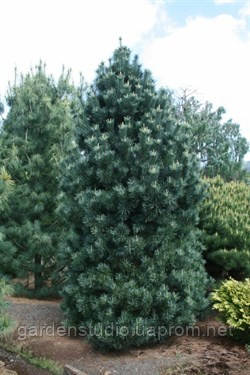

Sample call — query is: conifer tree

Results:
[0,99,3,118]
[0,65,76,295]
[0,98,4,129]
[178,92,249,181]
[60,45,209,350]
[200,176,250,279]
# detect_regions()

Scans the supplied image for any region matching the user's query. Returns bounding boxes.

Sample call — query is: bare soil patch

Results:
[3,297,250,375]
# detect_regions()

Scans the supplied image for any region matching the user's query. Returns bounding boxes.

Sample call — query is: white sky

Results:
[0,0,249,155]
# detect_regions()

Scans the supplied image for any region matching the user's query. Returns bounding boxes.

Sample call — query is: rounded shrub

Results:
[212,278,250,344]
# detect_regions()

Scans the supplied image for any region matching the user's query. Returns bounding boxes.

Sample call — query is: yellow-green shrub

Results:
[211,278,250,343]
[200,176,250,278]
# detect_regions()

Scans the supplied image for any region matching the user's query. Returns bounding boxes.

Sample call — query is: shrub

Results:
[59,45,209,351]
[200,176,250,279]
[211,278,250,344]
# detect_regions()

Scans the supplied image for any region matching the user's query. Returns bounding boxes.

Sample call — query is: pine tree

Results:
[0,64,77,296]
[0,99,4,117]
[0,98,4,129]
[60,45,209,350]
[200,176,250,279]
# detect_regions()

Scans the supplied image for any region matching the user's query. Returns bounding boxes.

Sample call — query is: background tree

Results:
[243,160,250,184]
[200,176,250,279]
[0,64,77,296]
[244,160,250,172]
[0,99,3,115]
[0,98,4,127]
[178,90,249,181]
[0,167,14,275]
[0,167,14,336]
[59,45,209,350]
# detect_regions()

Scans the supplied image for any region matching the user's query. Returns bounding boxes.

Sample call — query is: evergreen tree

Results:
[0,64,76,295]
[0,98,4,127]
[60,45,209,350]
[0,99,3,117]
[200,176,250,279]
[178,91,249,181]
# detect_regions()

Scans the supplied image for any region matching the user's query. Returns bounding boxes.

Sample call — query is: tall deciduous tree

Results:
[0,64,77,295]
[60,45,209,350]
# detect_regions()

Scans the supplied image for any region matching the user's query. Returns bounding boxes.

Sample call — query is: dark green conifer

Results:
[60,46,209,350]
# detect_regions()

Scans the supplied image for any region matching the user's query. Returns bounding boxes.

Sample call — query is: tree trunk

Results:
[34,254,43,290]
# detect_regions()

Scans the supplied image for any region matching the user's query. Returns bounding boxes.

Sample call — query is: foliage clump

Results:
[0,167,14,207]
[0,167,14,337]
[177,92,249,181]
[212,278,250,344]
[0,279,13,336]
[200,176,250,279]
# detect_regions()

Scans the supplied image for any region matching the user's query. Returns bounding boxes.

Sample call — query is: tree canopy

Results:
[177,91,249,181]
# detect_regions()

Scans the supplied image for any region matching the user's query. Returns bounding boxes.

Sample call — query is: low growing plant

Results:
[0,340,63,375]
[211,278,250,344]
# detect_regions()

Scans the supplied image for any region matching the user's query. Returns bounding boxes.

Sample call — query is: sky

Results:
[0,0,250,156]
